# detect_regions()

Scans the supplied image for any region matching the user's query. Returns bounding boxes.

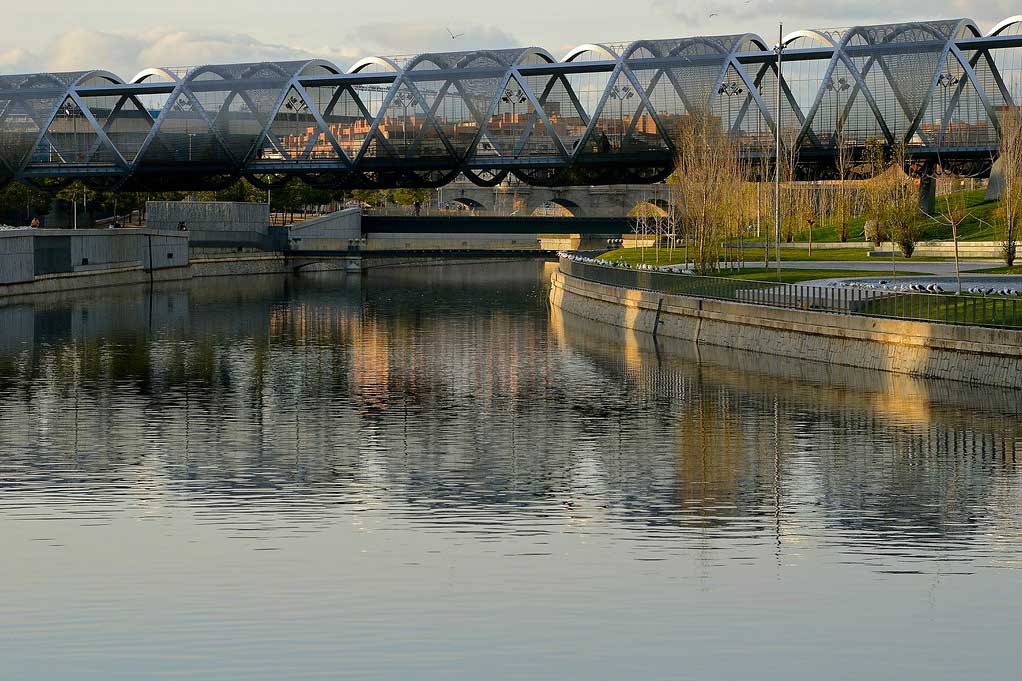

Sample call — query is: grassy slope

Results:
[600,246,945,265]
[748,188,1000,244]
[976,265,1022,274]
[718,268,932,283]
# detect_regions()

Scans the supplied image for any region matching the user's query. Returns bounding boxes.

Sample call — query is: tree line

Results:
[659,107,1022,274]
[0,178,432,227]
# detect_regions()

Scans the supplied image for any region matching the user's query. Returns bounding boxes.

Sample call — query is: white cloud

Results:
[0,47,38,75]
[2,5,1019,80]
[0,22,522,78]
[345,23,522,56]
[651,0,1021,38]
[135,30,317,73]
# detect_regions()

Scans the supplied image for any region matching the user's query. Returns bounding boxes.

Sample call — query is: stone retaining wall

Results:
[550,268,1022,388]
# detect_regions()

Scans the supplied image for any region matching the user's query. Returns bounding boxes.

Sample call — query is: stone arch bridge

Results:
[442,181,671,217]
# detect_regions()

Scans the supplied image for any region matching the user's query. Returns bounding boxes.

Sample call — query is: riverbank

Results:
[549,265,1022,388]
[0,223,366,307]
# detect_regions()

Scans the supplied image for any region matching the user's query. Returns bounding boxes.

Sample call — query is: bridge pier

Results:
[918,171,937,216]
[986,159,1004,201]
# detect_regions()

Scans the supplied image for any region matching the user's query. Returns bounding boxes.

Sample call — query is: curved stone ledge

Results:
[549,268,1022,388]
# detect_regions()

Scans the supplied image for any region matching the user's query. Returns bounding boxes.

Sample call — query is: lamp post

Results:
[284,92,309,158]
[391,90,418,154]
[61,100,82,229]
[501,87,528,154]
[60,99,81,164]
[937,71,960,145]
[824,76,851,145]
[172,97,197,162]
[717,81,744,134]
[937,71,963,294]
[774,23,784,282]
[608,83,635,149]
[825,76,851,248]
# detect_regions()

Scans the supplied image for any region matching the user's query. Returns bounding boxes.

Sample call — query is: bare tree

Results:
[670,109,749,274]
[793,182,820,256]
[886,147,922,260]
[833,125,855,242]
[862,142,918,275]
[997,108,1022,267]
[925,172,986,294]
[861,138,888,248]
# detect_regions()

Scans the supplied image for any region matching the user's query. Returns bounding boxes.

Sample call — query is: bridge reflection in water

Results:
[1,17,1022,191]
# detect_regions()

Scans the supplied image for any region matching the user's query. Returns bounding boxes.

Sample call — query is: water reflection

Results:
[2,261,1022,679]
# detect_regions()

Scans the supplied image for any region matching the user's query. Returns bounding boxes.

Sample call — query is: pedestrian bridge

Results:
[1,16,1021,191]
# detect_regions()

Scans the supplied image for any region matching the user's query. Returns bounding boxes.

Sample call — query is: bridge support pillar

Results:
[918,171,936,216]
[986,158,1004,201]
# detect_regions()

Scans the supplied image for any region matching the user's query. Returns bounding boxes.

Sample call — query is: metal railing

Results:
[560,257,1022,330]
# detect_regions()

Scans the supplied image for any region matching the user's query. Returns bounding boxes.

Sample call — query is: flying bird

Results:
[446,27,465,40]
[709,12,718,18]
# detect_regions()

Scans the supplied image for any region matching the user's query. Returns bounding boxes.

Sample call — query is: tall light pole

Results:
[61,100,82,229]
[608,83,635,149]
[284,92,310,158]
[717,81,744,133]
[391,90,417,154]
[937,71,963,294]
[774,22,784,282]
[501,87,528,154]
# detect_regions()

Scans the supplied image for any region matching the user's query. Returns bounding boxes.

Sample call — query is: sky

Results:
[0,1,1019,78]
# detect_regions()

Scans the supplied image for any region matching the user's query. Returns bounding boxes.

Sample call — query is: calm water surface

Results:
[1,261,1021,679]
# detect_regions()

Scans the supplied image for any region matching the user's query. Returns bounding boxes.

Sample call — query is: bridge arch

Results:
[628,199,670,217]
[532,198,585,217]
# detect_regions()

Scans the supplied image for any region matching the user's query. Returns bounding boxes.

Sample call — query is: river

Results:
[1,260,1021,679]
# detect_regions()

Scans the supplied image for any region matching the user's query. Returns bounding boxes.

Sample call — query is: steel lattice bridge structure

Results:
[2,16,1022,192]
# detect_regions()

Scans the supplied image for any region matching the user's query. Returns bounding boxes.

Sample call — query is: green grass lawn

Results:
[859,292,1022,328]
[736,188,1001,243]
[600,246,946,265]
[716,268,931,284]
[975,265,1022,274]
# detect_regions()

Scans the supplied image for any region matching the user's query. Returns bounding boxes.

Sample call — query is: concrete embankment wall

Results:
[147,201,271,248]
[289,208,361,250]
[0,227,307,303]
[1,227,189,286]
[550,268,1022,388]
[0,255,295,303]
